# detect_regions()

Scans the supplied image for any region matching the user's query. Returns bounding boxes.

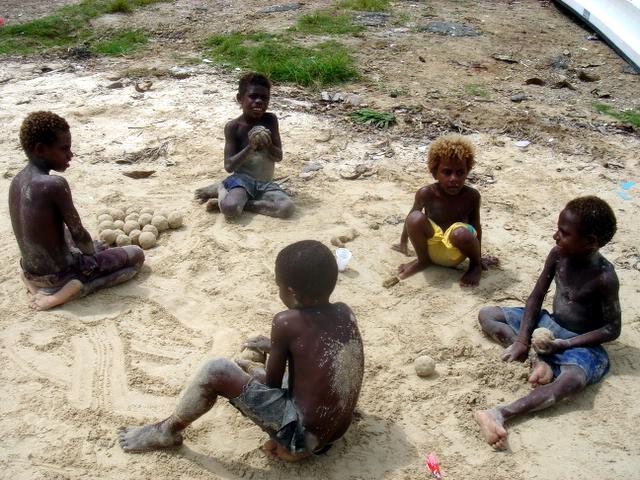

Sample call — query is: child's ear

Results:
[236,92,242,103]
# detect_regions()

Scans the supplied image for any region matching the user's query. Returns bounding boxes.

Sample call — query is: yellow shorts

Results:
[427,220,476,267]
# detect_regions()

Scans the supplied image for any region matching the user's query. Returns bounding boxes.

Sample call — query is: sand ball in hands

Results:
[116,234,131,246]
[532,328,555,353]
[151,215,169,232]
[138,231,157,250]
[248,126,270,149]
[168,212,183,229]
[138,213,153,227]
[414,355,436,377]
[142,224,158,237]
[100,229,117,245]
[240,348,266,364]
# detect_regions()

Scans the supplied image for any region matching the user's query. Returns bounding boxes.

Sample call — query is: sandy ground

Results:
[1,1,640,479]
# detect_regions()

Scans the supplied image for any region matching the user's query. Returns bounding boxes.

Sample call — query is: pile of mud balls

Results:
[95,206,183,250]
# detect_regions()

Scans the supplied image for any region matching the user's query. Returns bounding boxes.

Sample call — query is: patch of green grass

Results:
[351,108,396,128]
[593,102,640,127]
[0,0,166,55]
[392,11,411,25]
[291,11,363,35]
[92,29,148,55]
[337,0,391,11]
[464,83,488,97]
[204,33,359,86]
[389,87,408,98]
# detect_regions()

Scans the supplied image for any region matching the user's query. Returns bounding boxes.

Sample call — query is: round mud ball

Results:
[151,215,169,232]
[414,355,436,377]
[142,224,159,237]
[129,229,142,245]
[126,206,139,215]
[113,229,125,238]
[168,212,183,229]
[98,220,115,232]
[138,231,157,250]
[157,209,169,219]
[113,220,125,230]
[110,208,126,221]
[123,220,141,235]
[97,213,113,223]
[99,229,117,245]
[138,213,153,227]
[97,207,111,217]
[240,348,266,364]
[125,212,139,223]
[116,234,131,246]
[140,207,154,216]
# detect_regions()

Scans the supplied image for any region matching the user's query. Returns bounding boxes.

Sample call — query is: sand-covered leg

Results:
[81,246,145,296]
[246,191,294,219]
[119,358,250,453]
[195,182,220,203]
[449,226,482,286]
[219,188,249,220]
[478,306,518,347]
[31,279,83,311]
[397,211,434,279]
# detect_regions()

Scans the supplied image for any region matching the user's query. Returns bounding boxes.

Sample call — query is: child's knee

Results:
[202,357,235,379]
[219,198,243,218]
[559,366,588,393]
[278,200,295,218]
[449,226,475,247]
[405,211,428,234]
[124,245,145,269]
[478,306,501,329]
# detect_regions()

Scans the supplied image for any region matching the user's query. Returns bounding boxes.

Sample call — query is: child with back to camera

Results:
[194,72,294,220]
[392,134,497,286]
[8,111,145,311]
[474,196,621,449]
[119,240,364,461]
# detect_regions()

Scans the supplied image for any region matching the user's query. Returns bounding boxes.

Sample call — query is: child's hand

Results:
[248,126,271,150]
[533,338,570,355]
[501,340,528,362]
[243,335,271,353]
[391,242,409,255]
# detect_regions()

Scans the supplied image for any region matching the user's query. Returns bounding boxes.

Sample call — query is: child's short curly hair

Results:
[238,72,272,98]
[20,111,69,155]
[427,134,475,176]
[276,240,338,299]
[565,196,617,247]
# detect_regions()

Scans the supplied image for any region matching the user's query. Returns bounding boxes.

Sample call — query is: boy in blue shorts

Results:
[474,196,621,449]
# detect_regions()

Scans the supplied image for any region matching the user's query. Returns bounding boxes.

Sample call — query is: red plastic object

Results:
[426,452,443,479]
[0,18,5,27]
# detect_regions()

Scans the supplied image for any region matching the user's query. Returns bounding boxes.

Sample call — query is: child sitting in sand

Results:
[194,73,294,219]
[9,111,145,311]
[474,196,620,449]
[392,134,495,286]
[119,240,364,461]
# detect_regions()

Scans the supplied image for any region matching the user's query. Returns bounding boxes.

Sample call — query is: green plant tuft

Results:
[204,33,359,86]
[351,108,396,128]
[337,0,391,11]
[464,83,488,97]
[593,102,640,127]
[292,11,363,34]
[108,0,133,13]
[92,29,148,55]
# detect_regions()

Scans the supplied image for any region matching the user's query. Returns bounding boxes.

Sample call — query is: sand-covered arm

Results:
[53,176,94,255]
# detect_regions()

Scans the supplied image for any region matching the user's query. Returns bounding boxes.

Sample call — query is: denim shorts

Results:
[222,173,286,200]
[501,307,609,384]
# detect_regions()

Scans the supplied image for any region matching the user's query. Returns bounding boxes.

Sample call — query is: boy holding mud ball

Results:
[194,72,294,219]
[392,134,496,286]
[119,240,364,461]
[9,111,145,311]
[474,196,621,449]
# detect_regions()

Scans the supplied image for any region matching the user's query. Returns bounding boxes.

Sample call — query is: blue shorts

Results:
[501,307,609,384]
[222,172,286,200]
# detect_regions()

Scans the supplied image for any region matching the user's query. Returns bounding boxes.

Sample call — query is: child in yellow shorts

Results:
[392,134,495,286]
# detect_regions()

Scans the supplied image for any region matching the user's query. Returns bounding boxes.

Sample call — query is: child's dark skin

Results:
[392,156,486,286]
[9,130,144,310]
[118,266,364,460]
[475,207,621,448]
[195,84,293,219]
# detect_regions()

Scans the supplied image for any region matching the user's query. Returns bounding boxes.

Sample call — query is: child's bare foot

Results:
[30,279,83,311]
[21,273,39,294]
[205,198,220,212]
[397,259,429,279]
[474,409,508,449]
[391,243,409,255]
[118,420,183,453]
[481,255,500,270]
[261,439,311,462]
[529,360,554,386]
[460,262,482,286]
[195,183,219,203]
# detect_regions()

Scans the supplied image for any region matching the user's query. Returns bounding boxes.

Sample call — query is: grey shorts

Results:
[229,379,306,454]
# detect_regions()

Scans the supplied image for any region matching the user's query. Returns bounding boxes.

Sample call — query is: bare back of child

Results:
[194,73,294,220]
[9,112,145,311]
[392,135,497,286]
[475,196,620,449]
[119,240,363,460]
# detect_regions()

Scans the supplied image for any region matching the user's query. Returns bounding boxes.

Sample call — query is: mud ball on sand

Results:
[142,224,158,237]
[168,212,183,229]
[151,215,169,232]
[123,220,141,235]
[99,220,115,232]
[114,220,125,230]
[129,229,142,245]
[97,213,113,223]
[125,212,140,223]
[414,355,436,377]
[116,234,132,246]
[100,229,117,245]
[138,231,157,250]
[110,208,126,221]
[140,207,154,215]
[138,213,153,227]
